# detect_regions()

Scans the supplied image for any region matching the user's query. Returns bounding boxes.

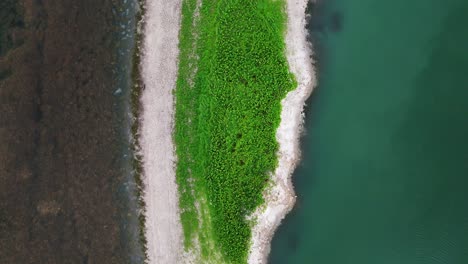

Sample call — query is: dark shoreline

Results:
[0,0,143,263]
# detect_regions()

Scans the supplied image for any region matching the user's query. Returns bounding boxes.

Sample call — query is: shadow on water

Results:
[305,0,343,72]
[295,0,344,200]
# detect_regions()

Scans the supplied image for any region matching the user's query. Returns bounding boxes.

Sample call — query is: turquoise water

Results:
[270,1,468,263]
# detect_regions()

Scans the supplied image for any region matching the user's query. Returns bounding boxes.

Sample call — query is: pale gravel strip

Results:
[139,0,185,263]
[247,0,316,263]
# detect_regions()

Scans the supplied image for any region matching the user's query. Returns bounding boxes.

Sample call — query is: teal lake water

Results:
[270,1,468,263]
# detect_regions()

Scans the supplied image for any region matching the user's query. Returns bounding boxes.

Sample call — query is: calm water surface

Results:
[270,1,468,263]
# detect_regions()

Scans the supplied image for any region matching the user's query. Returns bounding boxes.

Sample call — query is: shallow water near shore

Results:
[270,0,468,263]
[112,0,145,262]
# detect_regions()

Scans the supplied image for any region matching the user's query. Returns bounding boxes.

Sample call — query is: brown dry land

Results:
[0,0,133,263]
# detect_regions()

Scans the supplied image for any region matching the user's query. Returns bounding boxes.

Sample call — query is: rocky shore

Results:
[248,0,316,262]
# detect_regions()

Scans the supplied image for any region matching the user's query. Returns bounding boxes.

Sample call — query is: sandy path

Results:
[139,0,184,263]
[248,0,316,263]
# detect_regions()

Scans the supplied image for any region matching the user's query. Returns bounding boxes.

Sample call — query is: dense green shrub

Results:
[175,0,295,262]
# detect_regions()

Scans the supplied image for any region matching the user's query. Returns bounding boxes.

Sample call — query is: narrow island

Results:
[136,0,316,263]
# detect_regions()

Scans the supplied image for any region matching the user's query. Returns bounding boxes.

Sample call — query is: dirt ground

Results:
[0,0,134,263]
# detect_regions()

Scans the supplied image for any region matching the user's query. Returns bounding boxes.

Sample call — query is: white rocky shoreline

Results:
[139,0,184,263]
[247,0,316,263]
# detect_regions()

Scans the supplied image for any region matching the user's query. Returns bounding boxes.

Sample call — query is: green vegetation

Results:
[175,0,295,262]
